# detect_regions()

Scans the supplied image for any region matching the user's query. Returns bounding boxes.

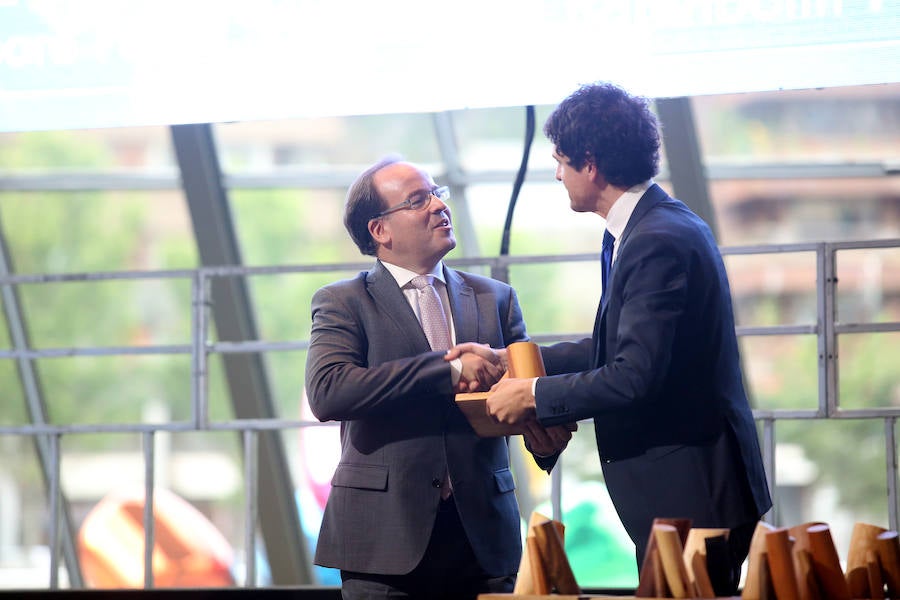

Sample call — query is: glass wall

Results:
[1,82,899,590]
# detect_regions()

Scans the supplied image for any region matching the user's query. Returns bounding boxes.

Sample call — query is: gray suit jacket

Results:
[306,260,540,576]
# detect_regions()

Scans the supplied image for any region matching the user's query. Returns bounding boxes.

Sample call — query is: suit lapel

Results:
[444,267,476,344]
[593,183,669,367]
[602,183,669,310]
[366,261,431,352]
[592,303,605,368]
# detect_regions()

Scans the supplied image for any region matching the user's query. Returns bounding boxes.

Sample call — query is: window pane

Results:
[725,251,818,328]
[37,355,197,426]
[454,105,557,172]
[63,431,244,589]
[509,260,598,339]
[837,247,900,324]
[0,127,175,170]
[695,84,900,163]
[230,189,361,266]
[215,114,440,171]
[740,335,819,411]
[712,179,900,246]
[0,191,196,274]
[838,332,900,410]
[775,419,889,559]
[0,441,51,588]
[464,182,602,259]
[16,278,191,348]
[0,359,28,425]
[696,84,900,247]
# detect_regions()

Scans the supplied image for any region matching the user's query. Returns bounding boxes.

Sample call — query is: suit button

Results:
[431,478,442,488]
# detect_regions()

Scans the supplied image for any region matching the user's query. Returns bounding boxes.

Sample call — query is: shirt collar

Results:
[380,260,446,288]
[604,180,652,241]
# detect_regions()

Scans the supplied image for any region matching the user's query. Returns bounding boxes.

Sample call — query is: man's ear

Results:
[368,218,389,246]
[587,159,607,187]
[585,157,598,177]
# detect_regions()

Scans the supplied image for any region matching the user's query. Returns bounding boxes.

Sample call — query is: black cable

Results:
[499,105,536,257]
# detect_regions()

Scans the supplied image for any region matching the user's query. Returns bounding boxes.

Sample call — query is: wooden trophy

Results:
[654,524,694,598]
[806,523,850,600]
[510,510,580,597]
[876,530,900,598]
[765,527,800,600]
[455,341,545,437]
[683,528,729,598]
[742,521,776,600]
[845,522,887,598]
[788,521,826,600]
[636,518,692,597]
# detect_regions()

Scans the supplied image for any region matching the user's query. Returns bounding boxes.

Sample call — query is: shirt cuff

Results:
[450,357,462,386]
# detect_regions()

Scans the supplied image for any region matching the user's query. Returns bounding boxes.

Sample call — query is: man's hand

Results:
[445,343,507,371]
[445,342,504,393]
[523,421,576,457]
[486,377,537,424]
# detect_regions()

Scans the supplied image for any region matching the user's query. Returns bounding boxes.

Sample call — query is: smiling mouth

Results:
[435,217,451,229]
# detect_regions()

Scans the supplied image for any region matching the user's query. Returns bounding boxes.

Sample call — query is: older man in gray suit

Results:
[305,156,571,600]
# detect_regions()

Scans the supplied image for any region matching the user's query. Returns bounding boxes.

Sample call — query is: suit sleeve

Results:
[305,286,454,422]
[536,231,689,426]
[499,287,568,473]
[539,338,593,375]
[501,285,529,346]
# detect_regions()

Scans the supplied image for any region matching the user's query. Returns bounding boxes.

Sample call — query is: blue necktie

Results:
[600,229,615,304]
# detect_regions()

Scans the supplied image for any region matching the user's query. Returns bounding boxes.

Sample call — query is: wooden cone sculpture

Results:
[876,530,900,598]
[806,523,850,600]
[637,518,691,597]
[867,548,887,600]
[845,522,887,598]
[514,511,559,594]
[654,524,695,598]
[527,535,550,594]
[765,528,800,600]
[513,511,578,595]
[651,547,670,598]
[742,521,776,600]
[683,528,728,598]
[787,522,825,561]
[792,547,822,600]
[534,520,580,595]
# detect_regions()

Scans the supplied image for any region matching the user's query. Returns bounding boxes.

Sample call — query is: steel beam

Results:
[655,96,720,239]
[0,208,84,588]
[170,123,312,584]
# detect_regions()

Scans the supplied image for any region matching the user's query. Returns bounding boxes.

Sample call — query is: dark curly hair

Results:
[543,82,661,189]
[343,154,403,256]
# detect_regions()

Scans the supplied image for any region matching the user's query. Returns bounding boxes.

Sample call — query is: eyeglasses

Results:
[373,186,450,218]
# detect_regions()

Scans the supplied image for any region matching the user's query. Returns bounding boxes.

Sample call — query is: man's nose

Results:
[431,196,449,212]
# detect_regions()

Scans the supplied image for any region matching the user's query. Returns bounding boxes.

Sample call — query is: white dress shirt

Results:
[381,260,462,384]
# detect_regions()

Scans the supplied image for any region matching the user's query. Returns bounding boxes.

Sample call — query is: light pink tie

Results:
[410,275,452,351]
[410,274,453,499]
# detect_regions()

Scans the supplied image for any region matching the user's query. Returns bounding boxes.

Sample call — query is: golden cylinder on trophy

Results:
[506,341,546,378]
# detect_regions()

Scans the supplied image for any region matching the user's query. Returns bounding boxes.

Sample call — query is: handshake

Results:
[444,341,510,394]
[444,341,576,457]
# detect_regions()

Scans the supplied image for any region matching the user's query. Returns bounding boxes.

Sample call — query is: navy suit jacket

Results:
[306,260,545,576]
[535,184,772,555]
